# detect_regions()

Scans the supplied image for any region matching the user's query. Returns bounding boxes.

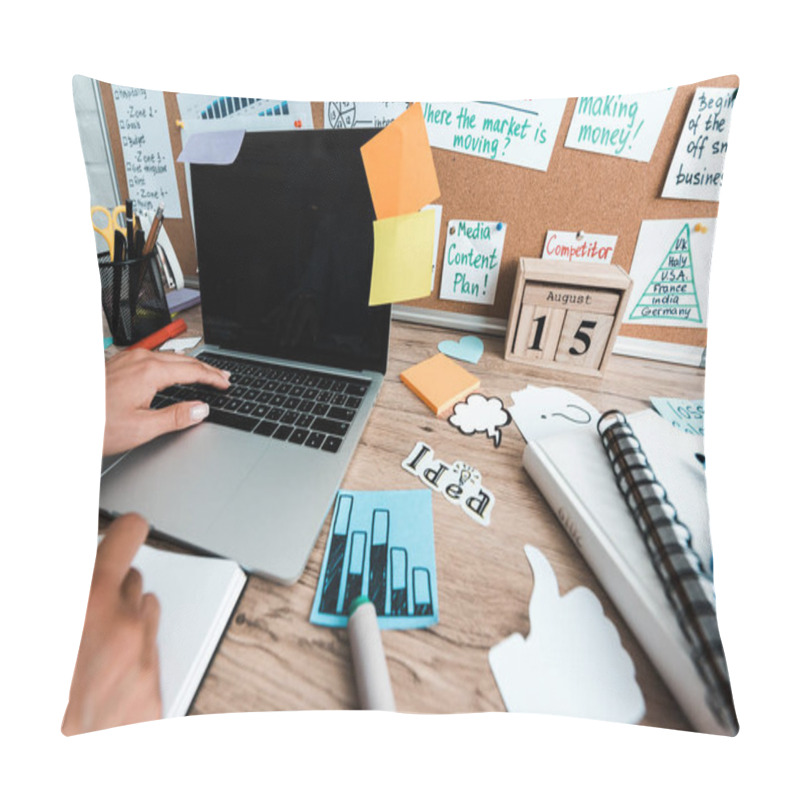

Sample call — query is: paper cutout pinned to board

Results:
[369,209,437,305]
[489,545,645,724]
[402,442,494,526]
[448,394,511,448]
[310,490,438,629]
[438,334,484,363]
[509,386,599,443]
[360,102,440,220]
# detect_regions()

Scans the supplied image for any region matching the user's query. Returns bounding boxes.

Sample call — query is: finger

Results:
[141,592,161,666]
[136,401,211,442]
[120,566,144,605]
[96,513,150,585]
[148,354,231,391]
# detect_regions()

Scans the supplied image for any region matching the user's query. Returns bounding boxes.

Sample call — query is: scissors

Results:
[91,205,127,260]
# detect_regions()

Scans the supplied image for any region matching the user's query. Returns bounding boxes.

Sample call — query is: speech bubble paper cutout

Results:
[448,394,511,447]
[489,545,645,724]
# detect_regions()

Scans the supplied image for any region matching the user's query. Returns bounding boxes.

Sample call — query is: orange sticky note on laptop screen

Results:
[361,103,440,220]
[400,353,480,417]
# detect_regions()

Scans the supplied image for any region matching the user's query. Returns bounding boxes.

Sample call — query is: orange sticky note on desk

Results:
[400,353,480,416]
[361,103,440,220]
[369,209,436,306]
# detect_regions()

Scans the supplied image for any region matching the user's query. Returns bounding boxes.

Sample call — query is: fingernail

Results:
[191,403,210,421]
[222,370,232,381]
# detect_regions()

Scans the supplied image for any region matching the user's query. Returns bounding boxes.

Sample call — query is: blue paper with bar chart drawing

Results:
[310,489,438,629]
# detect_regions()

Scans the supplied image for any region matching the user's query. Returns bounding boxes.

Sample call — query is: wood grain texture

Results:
[103,306,704,730]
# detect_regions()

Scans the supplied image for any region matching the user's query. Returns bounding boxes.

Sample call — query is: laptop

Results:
[99,128,390,584]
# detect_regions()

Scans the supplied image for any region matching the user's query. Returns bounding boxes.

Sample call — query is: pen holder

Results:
[98,250,171,346]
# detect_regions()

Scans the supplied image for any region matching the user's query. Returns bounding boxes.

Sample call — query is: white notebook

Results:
[522,409,731,734]
[131,544,246,719]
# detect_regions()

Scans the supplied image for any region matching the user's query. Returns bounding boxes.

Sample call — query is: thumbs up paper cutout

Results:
[489,545,645,724]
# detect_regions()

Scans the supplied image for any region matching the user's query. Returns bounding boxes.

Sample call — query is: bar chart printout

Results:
[311,490,438,629]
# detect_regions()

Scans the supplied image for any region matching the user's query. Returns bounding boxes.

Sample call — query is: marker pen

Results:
[347,596,395,711]
[127,317,187,351]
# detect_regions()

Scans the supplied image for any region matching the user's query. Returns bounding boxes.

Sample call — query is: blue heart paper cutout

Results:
[438,335,484,364]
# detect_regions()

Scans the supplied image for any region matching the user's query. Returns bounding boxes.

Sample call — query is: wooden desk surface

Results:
[103,306,704,731]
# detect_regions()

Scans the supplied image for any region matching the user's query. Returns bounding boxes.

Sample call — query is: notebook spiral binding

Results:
[597,409,738,735]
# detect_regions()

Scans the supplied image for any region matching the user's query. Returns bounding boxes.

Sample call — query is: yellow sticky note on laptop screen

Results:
[360,103,440,220]
[400,353,481,417]
[369,209,436,306]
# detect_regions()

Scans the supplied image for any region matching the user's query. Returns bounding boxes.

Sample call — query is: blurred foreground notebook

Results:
[522,409,735,735]
[131,543,246,718]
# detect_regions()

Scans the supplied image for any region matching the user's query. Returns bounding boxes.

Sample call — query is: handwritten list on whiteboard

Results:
[112,85,181,217]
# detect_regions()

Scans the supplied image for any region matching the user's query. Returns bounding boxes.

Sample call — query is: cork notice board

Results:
[98,75,739,351]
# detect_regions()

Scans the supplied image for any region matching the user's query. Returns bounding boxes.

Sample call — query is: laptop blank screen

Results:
[191,129,390,375]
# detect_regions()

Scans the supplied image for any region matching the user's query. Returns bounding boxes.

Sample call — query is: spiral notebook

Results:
[522,409,737,735]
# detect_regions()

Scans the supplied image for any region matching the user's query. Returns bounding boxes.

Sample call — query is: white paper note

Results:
[423,100,567,171]
[564,88,676,162]
[623,218,716,328]
[509,386,599,443]
[543,230,617,264]
[112,85,181,217]
[662,86,737,202]
[323,101,412,128]
[439,219,507,305]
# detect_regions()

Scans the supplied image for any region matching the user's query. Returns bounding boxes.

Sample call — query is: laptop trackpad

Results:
[99,423,267,534]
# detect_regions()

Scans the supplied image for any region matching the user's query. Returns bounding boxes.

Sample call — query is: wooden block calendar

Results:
[504,258,633,378]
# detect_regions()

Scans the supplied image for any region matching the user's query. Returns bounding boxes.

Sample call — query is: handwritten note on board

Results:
[440,220,507,305]
[543,230,617,264]
[564,88,676,162]
[423,100,566,170]
[623,218,715,328]
[662,86,737,202]
[112,85,181,217]
[324,101,412,129]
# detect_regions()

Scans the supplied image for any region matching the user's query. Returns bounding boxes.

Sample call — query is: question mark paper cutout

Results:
[448,394,511,447]
[509,386,599,443]
[489,545,645,724]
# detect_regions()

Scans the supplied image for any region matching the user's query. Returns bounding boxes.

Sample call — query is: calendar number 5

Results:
[569,319,597,356]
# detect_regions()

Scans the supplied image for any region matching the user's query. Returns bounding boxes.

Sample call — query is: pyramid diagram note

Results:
[628,223,703,324]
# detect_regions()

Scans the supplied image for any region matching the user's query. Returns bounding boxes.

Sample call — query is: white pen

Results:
[347,596,396,711]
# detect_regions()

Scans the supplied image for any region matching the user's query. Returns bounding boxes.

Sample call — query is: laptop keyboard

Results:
[150,352,370,454]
